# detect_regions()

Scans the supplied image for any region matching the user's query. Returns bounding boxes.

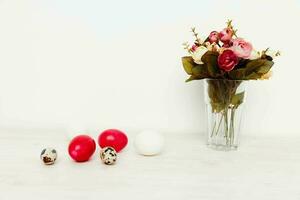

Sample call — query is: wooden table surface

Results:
[0,129,299,200]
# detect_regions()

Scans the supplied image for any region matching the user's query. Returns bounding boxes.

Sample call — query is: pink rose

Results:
[219,28,233,43]
[208,31,219,43]
[230,38,253,59]
[218,49,238,72]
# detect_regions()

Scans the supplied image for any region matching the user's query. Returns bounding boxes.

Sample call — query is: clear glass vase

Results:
[204,79,247,151]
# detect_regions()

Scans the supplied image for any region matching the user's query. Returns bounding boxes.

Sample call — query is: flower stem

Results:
[213,113,224,137]
[230,108,236,145]
[224,108,229,145]
[211,119,217,137]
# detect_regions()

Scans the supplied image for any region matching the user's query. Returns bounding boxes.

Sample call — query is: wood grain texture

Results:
[0,130,300,200]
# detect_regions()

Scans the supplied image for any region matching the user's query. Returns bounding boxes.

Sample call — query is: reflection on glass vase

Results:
[204,79,247,151]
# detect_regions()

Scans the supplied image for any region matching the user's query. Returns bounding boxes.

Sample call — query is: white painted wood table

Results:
[0,130,300,200]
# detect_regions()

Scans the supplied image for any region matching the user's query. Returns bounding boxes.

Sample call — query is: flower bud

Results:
[208,31,219,43]
[219,28,233,43]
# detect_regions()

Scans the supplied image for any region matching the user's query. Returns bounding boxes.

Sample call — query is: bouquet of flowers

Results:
[181,20,279,150]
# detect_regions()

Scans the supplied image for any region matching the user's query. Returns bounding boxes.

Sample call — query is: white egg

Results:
[134,130,164,156]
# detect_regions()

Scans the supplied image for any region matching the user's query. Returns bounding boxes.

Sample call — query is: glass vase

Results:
[204,79,247,151]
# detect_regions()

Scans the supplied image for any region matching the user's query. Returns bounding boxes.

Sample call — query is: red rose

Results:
[217,49,238,72]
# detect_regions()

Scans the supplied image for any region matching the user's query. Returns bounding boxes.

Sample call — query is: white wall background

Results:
[0,0,299,136]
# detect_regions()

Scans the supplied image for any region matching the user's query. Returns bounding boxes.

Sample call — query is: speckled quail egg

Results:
[100,147,117,165]
[40,148,57,165]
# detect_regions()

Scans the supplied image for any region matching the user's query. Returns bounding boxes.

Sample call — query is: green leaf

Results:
[185,75,198,82]
[185,76,194,82]
[228,69,246,80]
[185,73,207,82]
[231,92,245,108]
[246,72,261,80]
[182,57,209,82]
[191,65,203,76]
[210,102,225,113]
[181,56,195,75]
[234,59,250,69]
[192,64,208,77]
[206,79,244,112]
[244,58,274,79]
[256,65,273,74]
[228,58,274,80]
[201,51,220,77]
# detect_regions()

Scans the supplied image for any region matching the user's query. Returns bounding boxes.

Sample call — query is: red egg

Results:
[68,135,96,162]
[98,129,128,152]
